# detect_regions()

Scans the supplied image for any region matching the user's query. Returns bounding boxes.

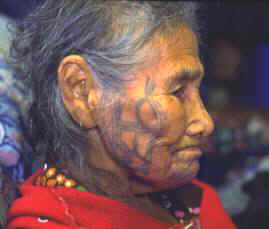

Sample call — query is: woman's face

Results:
[95,25,214,193]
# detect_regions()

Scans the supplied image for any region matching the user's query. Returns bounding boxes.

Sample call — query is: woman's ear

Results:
[57,55,99,128]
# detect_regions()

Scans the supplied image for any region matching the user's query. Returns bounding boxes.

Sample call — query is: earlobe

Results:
[57,55,99,128]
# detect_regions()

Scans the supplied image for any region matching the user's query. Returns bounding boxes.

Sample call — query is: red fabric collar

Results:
[7,169,236,229]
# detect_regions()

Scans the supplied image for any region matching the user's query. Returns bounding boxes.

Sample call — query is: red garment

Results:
[7,171,236,229]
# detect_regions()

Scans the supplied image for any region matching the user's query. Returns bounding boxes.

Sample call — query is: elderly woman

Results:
[7,1,236,229]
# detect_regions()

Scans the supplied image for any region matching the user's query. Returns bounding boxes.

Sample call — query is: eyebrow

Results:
[169,68,203,86]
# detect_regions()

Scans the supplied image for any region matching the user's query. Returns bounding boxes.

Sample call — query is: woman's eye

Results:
[173,87,186,99]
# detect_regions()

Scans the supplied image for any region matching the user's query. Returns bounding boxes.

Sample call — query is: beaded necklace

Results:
[35,164,202,229]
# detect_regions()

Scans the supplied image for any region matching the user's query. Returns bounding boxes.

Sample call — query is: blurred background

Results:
[1,1,269,228]
[198,2,269,228]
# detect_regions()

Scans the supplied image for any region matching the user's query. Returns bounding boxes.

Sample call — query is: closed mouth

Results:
[172,146,202,161]
[172,145,201,154]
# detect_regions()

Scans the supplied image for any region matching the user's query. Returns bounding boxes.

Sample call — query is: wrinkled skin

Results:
[94,25,214,193]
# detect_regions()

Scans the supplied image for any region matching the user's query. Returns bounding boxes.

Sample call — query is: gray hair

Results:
[10,0,201,167]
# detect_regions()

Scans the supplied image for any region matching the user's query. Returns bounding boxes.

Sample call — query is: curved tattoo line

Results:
[101,77,169,176]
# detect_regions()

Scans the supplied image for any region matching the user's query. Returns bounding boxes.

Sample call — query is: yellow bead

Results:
[56,174,66,185]
[64,179,76,188]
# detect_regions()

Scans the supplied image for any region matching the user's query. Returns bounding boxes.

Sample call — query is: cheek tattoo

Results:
[101,78,166,176]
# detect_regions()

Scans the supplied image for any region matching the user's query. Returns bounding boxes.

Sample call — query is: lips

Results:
[172,146,202,162]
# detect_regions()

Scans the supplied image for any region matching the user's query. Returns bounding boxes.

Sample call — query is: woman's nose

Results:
[186,95,214,138]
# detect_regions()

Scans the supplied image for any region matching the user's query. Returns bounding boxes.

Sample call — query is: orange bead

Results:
[47,179,57,187]
[35,176,42,186]
[46,168,56,178]
[40,176,47,186]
